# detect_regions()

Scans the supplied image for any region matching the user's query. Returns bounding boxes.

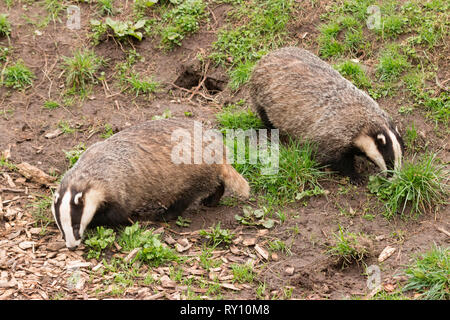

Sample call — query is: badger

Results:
[51,119,250,250]
[249,47,404,182]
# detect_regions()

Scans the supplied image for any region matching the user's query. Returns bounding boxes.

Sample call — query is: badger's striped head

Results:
[354,123,404,174]
[51,184,104,250]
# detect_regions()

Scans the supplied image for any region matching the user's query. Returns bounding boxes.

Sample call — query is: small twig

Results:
[436,226,450,237]
[0,188,26,193]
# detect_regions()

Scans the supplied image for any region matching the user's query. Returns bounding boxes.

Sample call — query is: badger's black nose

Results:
[67,246,78,251]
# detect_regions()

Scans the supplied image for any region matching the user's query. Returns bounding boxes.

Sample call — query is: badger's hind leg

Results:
[330,148,364,184]
[201,182,225,207]
[158,195,195,222]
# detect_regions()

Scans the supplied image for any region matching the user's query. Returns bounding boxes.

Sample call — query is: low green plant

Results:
[326,225,371,268]
[159,0,208,49]
[376,44,410,82]
[64,143,86,168]
[175,216,191,227]
[117,223,179,266]
[334,60,371,89]
[199,222,234,247]
[368,153,449,220]
[63,49,104,94]
[27,195,53,230]
[151,109,172,120]
[43,100,60,110]
[84,226,116,259]
[216,105,264,131]
[124,71,159,97]
[0,14,11,38]
[235,206,275,229]
[100,123,114,139]
[0,46,9,62]
[1,60,35,89]
[133,0,158,19]
[231,263,256,283]
[249,139,326,206]
[91,18,147,42]
[97,0,116,16]
[210,0,293,89]
[402,245,449,300]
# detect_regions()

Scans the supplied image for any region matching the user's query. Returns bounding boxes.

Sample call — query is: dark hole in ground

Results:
[174,69,226,95]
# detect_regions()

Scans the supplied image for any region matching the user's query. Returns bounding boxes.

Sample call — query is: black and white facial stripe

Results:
[354,125,404,175]
[51,186,104,250]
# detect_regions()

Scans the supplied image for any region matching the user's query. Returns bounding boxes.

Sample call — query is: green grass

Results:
[216,104,264,131]
[231,263,256,283]
[43,100,60,110]
[334,60,372,89]
[64,143,86,168]
[27,195,53,231]
[0,46,9,62]
[368,153,449,220]
[100,123,114,139]
[199,222,235,248]
[376,44,410,82]
[84,226,116,259]
[245,139,326,206]
[91,18,147,43]
[159,0,208,49]
[123,71,159,97]
[216,104,326,206]
[402,245,449,300]
[44,0,64,24]
[210,0,293,89]
[0,13,11,38]
[326,225,371,268]
[97,0,117,16]
[63,49,104,95]
[1,60,35,89]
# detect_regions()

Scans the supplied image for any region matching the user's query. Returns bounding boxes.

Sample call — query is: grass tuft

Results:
[1,60,35,90]
[402,245,449,300]
[368,153,449,220]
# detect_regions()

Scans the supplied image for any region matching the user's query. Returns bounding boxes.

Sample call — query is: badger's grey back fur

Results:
[250,47,403,178]
[53,119,249,249]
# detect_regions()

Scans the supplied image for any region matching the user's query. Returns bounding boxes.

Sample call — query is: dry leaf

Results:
[378,246,396,262]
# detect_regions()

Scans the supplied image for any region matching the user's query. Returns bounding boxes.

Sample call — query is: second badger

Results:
[52,119,250,250]
[250,47,404,182]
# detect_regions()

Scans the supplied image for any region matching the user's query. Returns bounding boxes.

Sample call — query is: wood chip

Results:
[18,241,35,250]
[16,162,57,186]
[165,234,176,245]
[44,128,63,139]
[242,238,256,246]
[285,267,295,275]
[3,173,16,188]
[254,244,269,260]
[160,275,176,288]
[378,246,396,262]
[220,283,241,291]
[47,241,66,251]
[124,248,140,263]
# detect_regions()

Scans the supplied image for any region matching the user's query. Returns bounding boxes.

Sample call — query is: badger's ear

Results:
[74,192,83,205]
[376,133,386,145]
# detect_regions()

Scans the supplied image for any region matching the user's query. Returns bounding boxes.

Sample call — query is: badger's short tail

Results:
[220,164,250,199]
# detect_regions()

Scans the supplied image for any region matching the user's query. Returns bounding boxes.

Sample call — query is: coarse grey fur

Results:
[250,47,404,181]
[52,119,249,249]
